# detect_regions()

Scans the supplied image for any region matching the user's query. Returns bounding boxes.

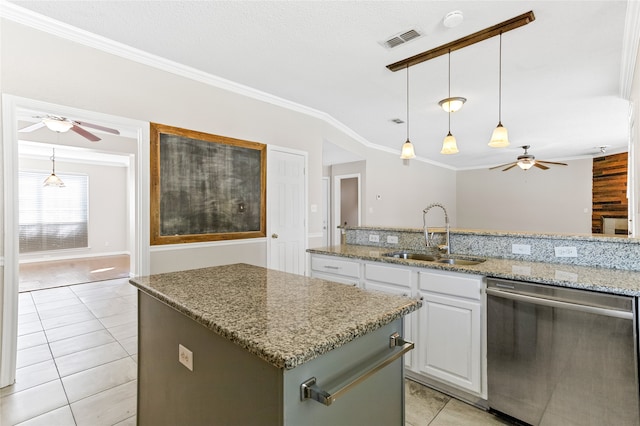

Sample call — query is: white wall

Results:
[364,149,457,228]
[456,158,593,234]
[18,156,128,261]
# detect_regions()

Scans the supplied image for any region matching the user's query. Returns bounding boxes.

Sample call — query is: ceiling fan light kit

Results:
[489,145,568,171]
[43,116,73,133]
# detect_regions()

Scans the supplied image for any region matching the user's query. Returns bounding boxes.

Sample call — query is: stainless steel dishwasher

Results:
[487,278,640,426]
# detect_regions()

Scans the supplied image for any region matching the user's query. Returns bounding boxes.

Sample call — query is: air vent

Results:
[382,29,422,49]
[391,118,405,124]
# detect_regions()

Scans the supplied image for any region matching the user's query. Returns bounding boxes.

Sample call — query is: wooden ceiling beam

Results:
[386,11,536,72]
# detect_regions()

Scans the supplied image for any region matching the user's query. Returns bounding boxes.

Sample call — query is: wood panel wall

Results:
[592,152,628,234]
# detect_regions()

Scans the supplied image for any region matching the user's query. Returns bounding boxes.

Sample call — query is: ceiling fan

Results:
[489,145,568,171]
[18,115,120,142]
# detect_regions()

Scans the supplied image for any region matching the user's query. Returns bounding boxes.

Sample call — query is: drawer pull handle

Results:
[300,333,414,406]
[324,265,340,270]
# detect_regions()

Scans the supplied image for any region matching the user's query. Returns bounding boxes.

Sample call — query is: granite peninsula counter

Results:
[130,263,421,425]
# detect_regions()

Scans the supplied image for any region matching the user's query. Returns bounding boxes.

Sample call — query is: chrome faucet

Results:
[423,203,450,255]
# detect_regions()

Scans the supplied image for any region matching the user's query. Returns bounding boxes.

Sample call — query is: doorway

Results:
[333,173,361,246]
[1,95,150,387]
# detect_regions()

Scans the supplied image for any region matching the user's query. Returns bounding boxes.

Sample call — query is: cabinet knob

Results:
[271,233,279,239]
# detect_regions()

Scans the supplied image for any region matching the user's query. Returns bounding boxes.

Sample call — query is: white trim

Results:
[621,0,640,100]
[150,238,267,252]
[0,1,455,171]
[1,94,150,387]
[307,232,324,239]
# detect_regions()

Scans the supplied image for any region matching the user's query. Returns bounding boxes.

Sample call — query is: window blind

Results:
[19,171,89,253]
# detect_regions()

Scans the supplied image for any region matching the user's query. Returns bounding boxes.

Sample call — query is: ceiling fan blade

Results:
[534,163,550,170]
[489,162,516,170]
[502,164,518,171]
[537,160,568,166]
[71,125,101,142]
[18,122,46,133]
[74,121,120,135]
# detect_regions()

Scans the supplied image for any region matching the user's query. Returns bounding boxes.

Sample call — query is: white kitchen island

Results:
[129,263,421,425]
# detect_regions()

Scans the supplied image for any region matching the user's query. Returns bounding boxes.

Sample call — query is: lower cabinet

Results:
[417,270,485,398]
[308,253,486,400]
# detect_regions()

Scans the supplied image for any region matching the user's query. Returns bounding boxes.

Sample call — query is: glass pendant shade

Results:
[43,117,73,133]
[438,97,466,113]
[400,140,416,159]
[43,148,65,187]
[488,122,510,148]
[43,173,65,187]
[440,132,459,154]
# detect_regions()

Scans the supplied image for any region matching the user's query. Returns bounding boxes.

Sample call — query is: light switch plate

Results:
[387,235,399,244]
[369,234,380,242]
[512,244,531,255]
[554,246,578,257]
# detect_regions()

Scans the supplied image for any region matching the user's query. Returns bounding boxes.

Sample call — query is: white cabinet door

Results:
[363,263,415,370]
[310,255,361,287]
[418,291,481,394]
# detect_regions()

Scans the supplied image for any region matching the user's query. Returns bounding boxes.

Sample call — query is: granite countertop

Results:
[308,245,640,297]
[129,263,421,370]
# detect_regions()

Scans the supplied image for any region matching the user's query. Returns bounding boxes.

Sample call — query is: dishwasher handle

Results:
[300,333,414,406]
[486,287,633,320]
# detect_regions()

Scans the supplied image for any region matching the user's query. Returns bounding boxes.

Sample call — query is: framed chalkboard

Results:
[150,123,266,245]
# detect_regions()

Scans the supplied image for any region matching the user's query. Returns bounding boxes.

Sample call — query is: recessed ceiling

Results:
[6,1,636,169]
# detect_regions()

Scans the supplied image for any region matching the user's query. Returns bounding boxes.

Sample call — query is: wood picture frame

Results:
[150,123,266,245]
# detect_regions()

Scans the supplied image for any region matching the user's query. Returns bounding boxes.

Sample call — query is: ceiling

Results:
[6,1,637,169]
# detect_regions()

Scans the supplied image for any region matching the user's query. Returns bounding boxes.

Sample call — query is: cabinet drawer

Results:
[311,256,360,278]
[419,270,482,300]
[311,271,359,287]
[365,281,410,297]
[365,263,412,287]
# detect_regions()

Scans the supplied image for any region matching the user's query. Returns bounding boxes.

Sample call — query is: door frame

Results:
[1,95,150,387]
[266,145,308,273]
[333,173,361,246]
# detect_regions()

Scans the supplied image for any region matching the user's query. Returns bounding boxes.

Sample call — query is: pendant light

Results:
[488,32,510,148]
[400,64,416,159]
[43,148,65,187]
[441,51,459,154]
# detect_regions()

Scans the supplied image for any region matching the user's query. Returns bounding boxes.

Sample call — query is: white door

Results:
[267,148,307,275]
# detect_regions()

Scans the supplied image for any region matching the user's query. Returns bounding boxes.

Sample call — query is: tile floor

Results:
[1,278,510,425]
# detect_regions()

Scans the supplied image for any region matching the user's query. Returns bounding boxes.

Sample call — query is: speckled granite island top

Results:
[129,263,420,370]
[308,245,640,296]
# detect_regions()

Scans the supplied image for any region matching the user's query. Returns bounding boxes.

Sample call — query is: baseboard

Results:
[19,251,130,264]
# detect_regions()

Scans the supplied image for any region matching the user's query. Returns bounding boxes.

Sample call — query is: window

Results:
[19,171,89,253]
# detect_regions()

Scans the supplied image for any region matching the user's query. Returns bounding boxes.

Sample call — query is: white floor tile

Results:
[17,331,48,351]
[71,380,137,426]
[119,335,138,356]
[0,379,69,426]
[49,329,116,358]
[15,405,76,426]
[54,341,129,377]
[62,357,137,403]
[17,320,44,337]
[44,319,105,342]
[35,297,83,313]
[0,359,59,397]
[16,344,52,369]
[84,297,137,318]
[41,310,97,331]
[98,310,137,329]
[107,322,138,341]
[31,287,77,304]
[37,303,90,320]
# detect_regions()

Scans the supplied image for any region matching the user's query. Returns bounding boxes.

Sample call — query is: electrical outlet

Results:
[554,246,578,257]
[369,234,380,243]
[512,244,531,255]
[386,235,399,244]
[179,344,193,371]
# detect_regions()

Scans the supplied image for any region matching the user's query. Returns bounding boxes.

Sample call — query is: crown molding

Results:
[0,1,454,168]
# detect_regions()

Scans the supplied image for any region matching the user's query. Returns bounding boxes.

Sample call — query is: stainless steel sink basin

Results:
[382,251,438,262]
[435,257,486,266]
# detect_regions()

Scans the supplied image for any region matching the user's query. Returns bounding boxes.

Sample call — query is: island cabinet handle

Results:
[300,332,414,406]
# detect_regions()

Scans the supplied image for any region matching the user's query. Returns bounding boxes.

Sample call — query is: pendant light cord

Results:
[448,50,451,132]
[498,32,502,123]
[406,64,409,141]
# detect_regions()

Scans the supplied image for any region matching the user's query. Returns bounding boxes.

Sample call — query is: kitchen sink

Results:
[382,251,486,266]
[382,251,438,262]
[435,257,486,266]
